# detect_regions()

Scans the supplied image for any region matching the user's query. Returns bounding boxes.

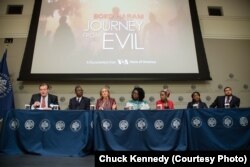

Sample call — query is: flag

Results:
[0,49,15,119]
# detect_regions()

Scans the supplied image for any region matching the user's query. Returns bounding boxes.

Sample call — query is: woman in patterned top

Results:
[125,87,150,110]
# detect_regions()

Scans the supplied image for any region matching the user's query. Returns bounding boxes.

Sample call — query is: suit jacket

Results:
[187,101,208,109]
[30,93,59,108]
[210,95,240,108]
[68,96,90,110]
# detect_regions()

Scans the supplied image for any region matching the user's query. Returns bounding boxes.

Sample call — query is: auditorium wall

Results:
[0,0,249,109]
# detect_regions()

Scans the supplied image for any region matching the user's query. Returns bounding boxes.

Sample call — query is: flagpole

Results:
[0,47,15,120]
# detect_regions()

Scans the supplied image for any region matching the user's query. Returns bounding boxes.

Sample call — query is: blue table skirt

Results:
[0,108,249,156]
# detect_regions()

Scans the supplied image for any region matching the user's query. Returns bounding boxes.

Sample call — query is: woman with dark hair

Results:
[156,89,174,110]
[125,87,150,110]
[187,91,207,109]
[96,87,117,110]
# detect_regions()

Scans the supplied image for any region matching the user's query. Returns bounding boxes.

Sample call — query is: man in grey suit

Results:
[210,86,240,108]
[68,85,90,110]
[30,83,59,109]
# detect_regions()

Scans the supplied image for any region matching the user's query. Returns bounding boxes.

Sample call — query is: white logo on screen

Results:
[192,117,202,128]
[39,119,51,131]
[70,120,81,132]
[119,120,129,131]
[135,118,148,131]
[207,117,217,127]
[171,118,181,130]
[24,120,35,130]
[101,119,112,131]
[223,116,233,128]
[9,119,19,130]
[55,120,65,131]
[239,117,248,127]
[154,120,164,130]
[117,59,129,65]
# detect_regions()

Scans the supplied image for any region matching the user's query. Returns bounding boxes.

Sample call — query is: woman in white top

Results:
[125,87,150,110]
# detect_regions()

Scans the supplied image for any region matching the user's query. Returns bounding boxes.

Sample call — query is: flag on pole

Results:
[0,49,15,119]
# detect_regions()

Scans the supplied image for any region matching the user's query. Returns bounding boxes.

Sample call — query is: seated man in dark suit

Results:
[30,83,59,110]
[210,86,240,108]
[68,85,90,110]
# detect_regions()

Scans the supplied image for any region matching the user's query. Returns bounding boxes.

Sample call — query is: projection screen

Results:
[19,0,211,81]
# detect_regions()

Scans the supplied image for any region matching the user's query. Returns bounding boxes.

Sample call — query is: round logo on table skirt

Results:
[55,120,65,131]
[207,117,217,127]
[101,119,112,131]
[239,117,248,127]
[191,117,202,128]
[119,120,129,131]
[9,119,19,130]
[39,119,51,131]
[154,120,164,130]
[171,118,181,130]
[24,120,35,130]
[223,116,233,128]
[70,120,81,132]
[135,118,148,131]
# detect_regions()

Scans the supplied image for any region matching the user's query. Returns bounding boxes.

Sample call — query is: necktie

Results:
[41,97,46,108]
[226,96,230,103]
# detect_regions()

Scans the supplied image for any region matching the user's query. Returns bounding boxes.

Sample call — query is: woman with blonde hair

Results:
[96,87,117,110]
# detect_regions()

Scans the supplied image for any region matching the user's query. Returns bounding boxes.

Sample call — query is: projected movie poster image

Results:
[31,0,199,74]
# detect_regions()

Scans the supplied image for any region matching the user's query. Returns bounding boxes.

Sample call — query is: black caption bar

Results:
[95,151,249,167]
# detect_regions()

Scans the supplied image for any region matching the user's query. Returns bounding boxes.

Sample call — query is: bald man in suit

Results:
[69,85,90,110]
[210,87,240,108]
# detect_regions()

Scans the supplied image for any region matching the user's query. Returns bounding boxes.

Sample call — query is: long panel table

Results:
[0,108,249,156]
